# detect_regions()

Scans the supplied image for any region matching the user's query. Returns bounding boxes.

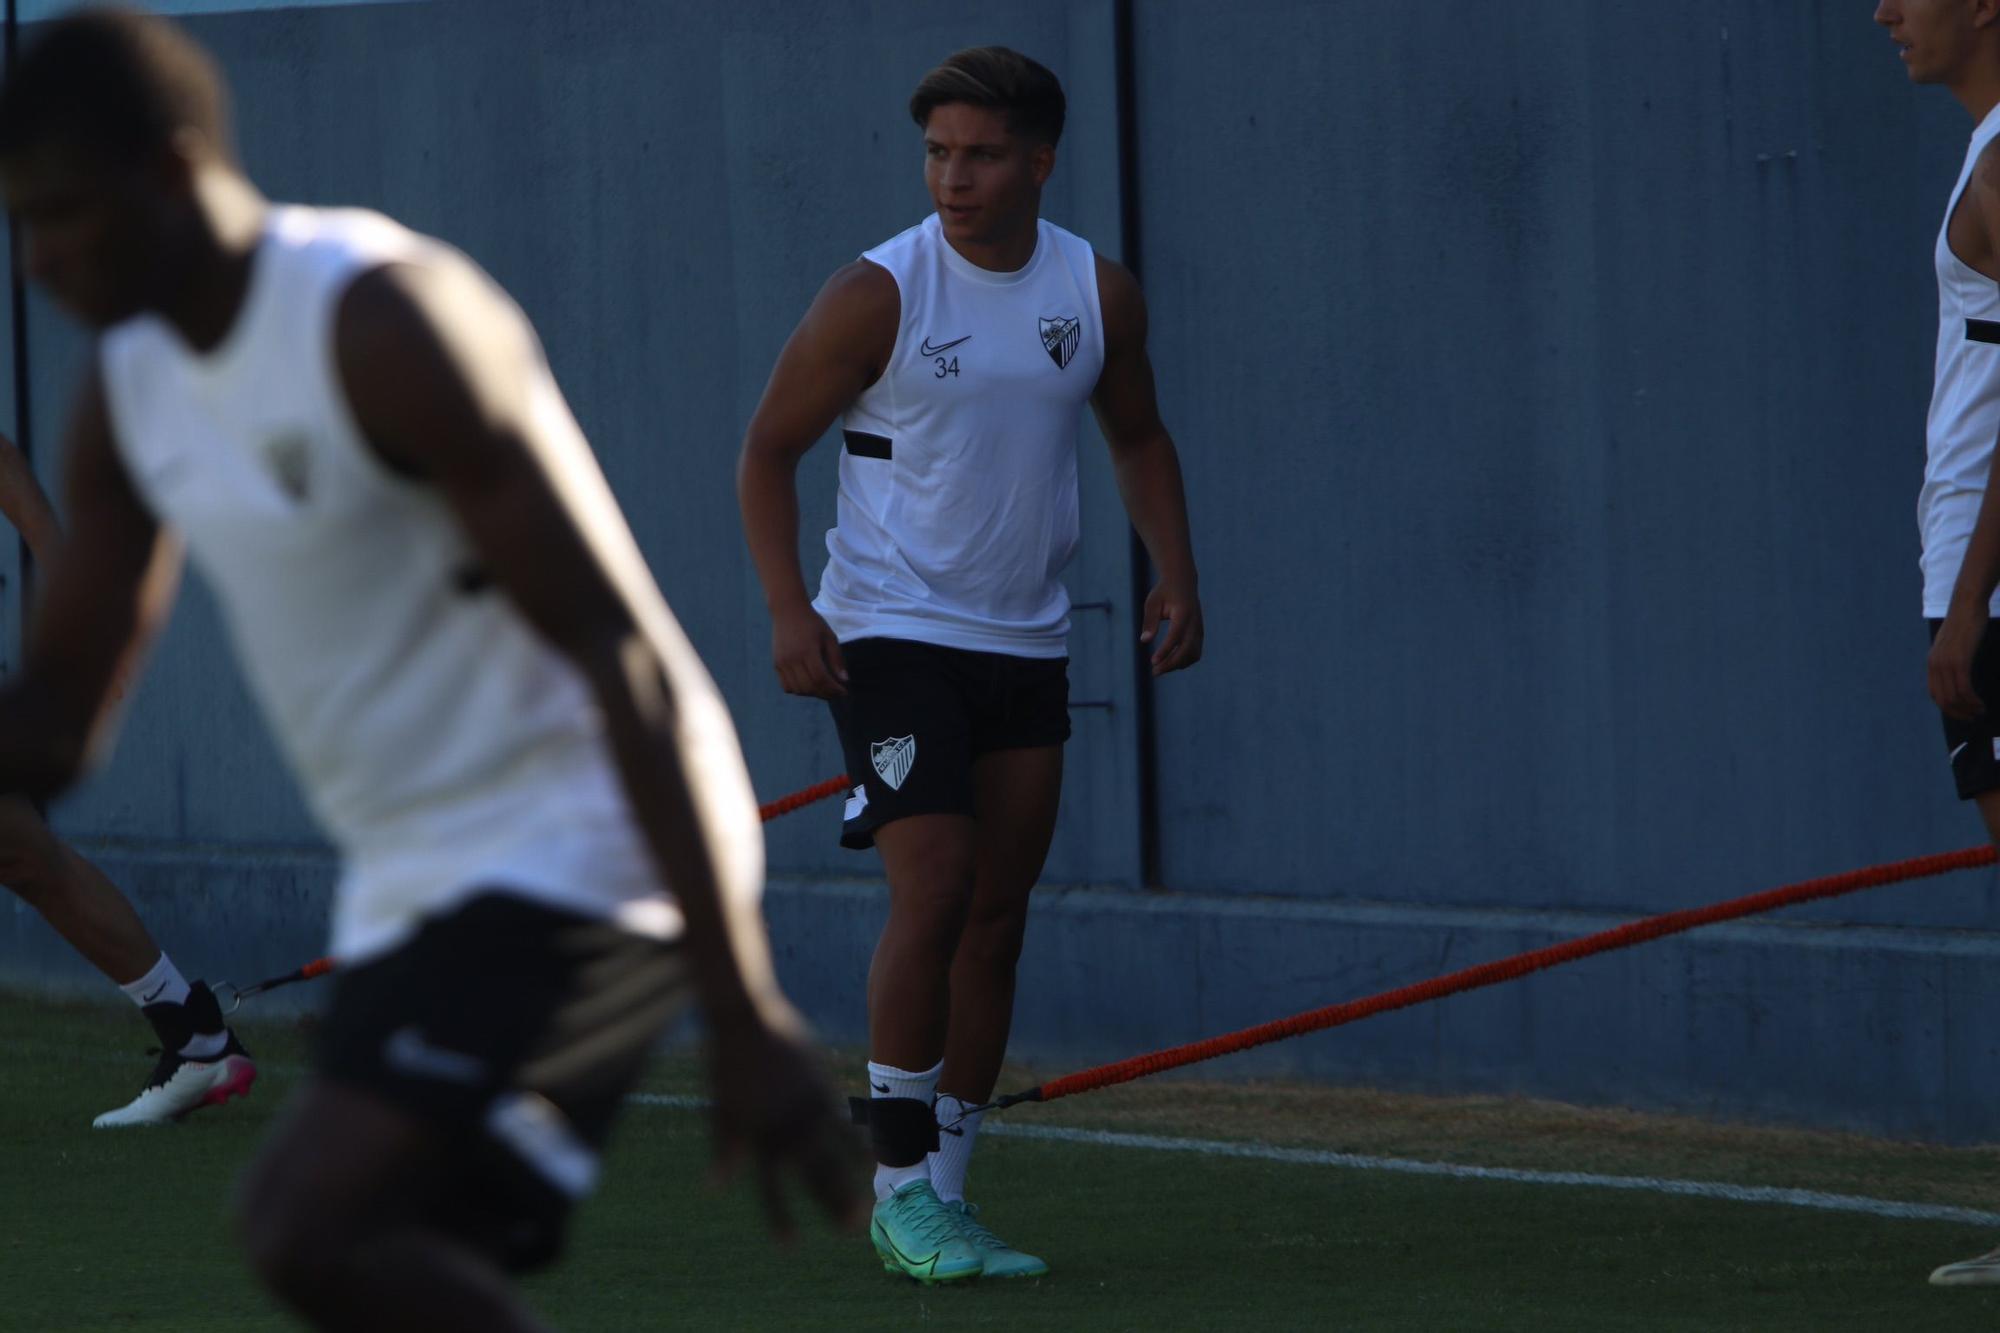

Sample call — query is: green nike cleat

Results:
[870,1181,984,1284]
[948,1200,1049,1279]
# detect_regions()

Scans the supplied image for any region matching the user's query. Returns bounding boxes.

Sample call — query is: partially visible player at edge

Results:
[1879,0,2000,1290]
[0,431,251,1127]
[0,11,859,1331]
[739,47,1202,1283]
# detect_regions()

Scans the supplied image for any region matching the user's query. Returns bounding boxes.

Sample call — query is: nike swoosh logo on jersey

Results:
[919,335,971,357]
[1952,742,1971,762]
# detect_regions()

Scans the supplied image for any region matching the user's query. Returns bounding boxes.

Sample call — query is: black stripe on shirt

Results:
[843,430,892,460]
[1967,318,2000,344]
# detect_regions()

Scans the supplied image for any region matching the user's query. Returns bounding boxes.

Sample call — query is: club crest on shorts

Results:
[1039,315,1080,370]
[871,735,916,791]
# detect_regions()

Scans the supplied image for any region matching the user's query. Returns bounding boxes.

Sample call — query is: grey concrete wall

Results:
[29,0,1146,886]
[7,0,2000,1141]
[1138,1,1980,921]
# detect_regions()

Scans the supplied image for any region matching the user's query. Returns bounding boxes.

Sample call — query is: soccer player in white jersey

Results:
[740,46,1203,1282]
[1879,0,2000,1289]
[0,11,860,1329]
[0,429,252,1127]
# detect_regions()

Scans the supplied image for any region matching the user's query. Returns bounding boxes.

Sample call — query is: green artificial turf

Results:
[4,993,1998,1331]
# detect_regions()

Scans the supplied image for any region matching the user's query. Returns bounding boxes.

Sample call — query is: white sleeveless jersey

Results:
[813,213,1105,657]
[98,205,757,962]
[1922,103,2000,617]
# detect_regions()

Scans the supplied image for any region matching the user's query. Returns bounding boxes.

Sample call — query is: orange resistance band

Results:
[225,773,854,1004]
[759,774,853,822]
[988,844,2000,1109]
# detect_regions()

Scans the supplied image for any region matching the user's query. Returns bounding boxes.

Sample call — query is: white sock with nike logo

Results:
[928,1094,984,1204]
[121,953,229,1059]
[868,1058,942,1200]
[119,953,190,1011]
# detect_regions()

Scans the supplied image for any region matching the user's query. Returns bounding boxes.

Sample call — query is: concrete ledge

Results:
[2,842,336,1009]
[9,849,2000,1144]
[765,877,2000,1144]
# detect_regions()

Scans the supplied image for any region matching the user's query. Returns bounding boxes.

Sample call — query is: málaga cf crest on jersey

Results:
[1040,315,1080,370]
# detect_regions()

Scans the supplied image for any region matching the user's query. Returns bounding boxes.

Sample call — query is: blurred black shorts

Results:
[314,893,687,1272]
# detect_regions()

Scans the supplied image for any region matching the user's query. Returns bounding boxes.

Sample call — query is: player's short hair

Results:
[909,46,1066,148]
[0,6,231,166]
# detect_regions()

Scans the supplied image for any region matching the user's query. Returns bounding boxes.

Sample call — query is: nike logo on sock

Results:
[141,983,169,1004]
[872,1081,891,1094]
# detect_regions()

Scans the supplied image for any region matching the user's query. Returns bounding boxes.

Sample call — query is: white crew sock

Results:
[928,1094,984,1204]
[122,953,227,1058]
[119,953,190,1010]
[868,1058,941,1201]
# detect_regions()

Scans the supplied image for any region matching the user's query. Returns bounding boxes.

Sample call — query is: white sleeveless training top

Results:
[1921,103,2000,618]
[813,213,1106,658]
[97,205,749,963]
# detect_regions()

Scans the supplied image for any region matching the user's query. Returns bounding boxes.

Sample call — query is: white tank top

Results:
[1921,103,2000,617]
[813,213,1105,657]
[98,205,750,962]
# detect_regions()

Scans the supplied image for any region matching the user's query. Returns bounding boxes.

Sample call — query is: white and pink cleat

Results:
[93,981,258,1128]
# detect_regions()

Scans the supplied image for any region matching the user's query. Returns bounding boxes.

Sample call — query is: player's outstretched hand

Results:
[771,603,849,699]
[1141,577,1205,676]
[1930,602,1989,722]
[708,1008,867,1241]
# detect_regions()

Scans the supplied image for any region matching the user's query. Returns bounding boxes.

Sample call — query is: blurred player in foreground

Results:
[1878,0,2000,1290]
[0,429,251,1127]
[0,9,860,1329]
[740,46,1202,1282]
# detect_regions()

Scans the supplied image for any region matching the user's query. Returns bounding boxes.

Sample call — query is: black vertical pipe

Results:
[3,0,34,825]
[1111,0,1161,888]
[4,0,29,606]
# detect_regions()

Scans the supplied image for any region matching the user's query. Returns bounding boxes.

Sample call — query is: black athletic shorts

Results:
[1929,618,2000,800]
[827,636,1070,849]
[314,893,688,1272]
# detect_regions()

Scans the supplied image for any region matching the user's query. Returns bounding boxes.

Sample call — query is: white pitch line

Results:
[626,1093,2000,1228]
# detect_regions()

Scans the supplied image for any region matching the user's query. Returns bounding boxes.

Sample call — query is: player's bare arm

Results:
[1090,254,1202,676]
[0,429,62,565]
[737,259,899,699]
[334,258,863,1235]
[0,368,182,798]
[1932,141,2000,720]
